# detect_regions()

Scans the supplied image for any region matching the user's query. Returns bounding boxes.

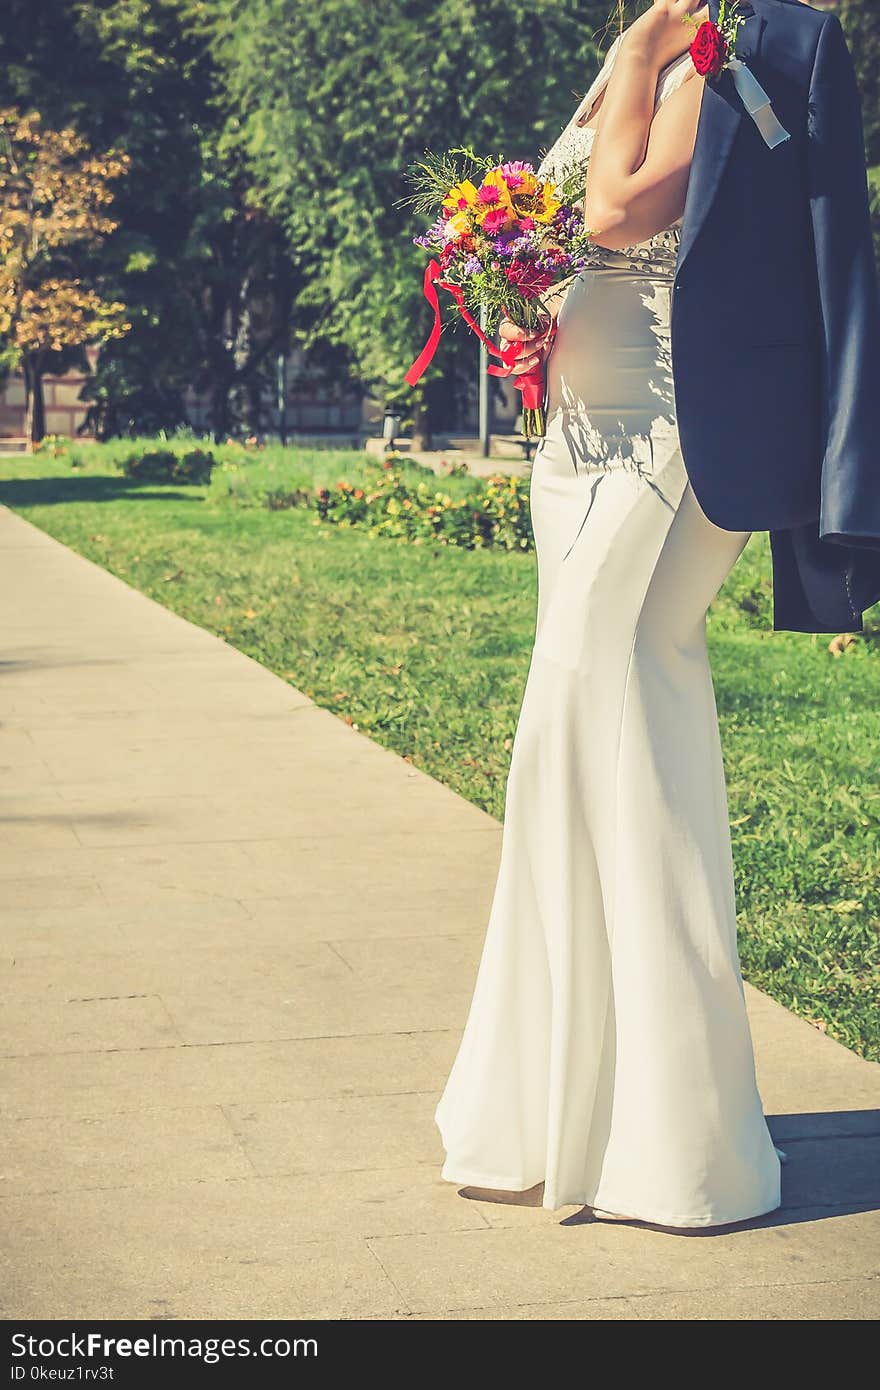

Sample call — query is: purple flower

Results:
[553,206,584,242]
[414,217,447,251]
[494,229,533,258]
[462,255,483,275]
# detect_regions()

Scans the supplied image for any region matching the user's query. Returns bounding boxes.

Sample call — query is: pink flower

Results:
[516,216,536,232]
[477,184,501,204]
[481,207,512,234]
[499,160,534,189]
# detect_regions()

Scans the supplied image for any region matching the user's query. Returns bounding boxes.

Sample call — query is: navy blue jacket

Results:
[672,0,880,632]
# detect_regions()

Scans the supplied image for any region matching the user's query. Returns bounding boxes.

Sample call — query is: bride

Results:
[434,0,785,1227]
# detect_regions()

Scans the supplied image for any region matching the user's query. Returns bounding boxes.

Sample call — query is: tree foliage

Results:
[839,0,880,167]
[838,0,880,274]
[203,0,616,436]
[0,0,300,439]
[0,107,129,440]
[0,0,876,438]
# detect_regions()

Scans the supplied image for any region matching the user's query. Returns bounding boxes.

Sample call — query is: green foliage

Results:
[868,167,880,272]
[204,0,615,419]
[1,0,878,432]
[120,446,216,484]
[840,0,880,166]
[263,486,312,511]
[840,1,880,277]
[0,0,299,439]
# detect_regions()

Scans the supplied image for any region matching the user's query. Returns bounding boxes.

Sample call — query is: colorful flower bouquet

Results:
[402,148,600,437]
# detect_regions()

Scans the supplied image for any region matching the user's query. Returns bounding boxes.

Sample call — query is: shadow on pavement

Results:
[557,1110,880,1237]
[0,656,125,673]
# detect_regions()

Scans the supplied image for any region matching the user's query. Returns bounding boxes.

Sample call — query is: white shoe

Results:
[590,1207,635,1222]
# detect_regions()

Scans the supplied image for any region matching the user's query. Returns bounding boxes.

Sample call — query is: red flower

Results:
[503,260,555,299]
[689,20,727,78]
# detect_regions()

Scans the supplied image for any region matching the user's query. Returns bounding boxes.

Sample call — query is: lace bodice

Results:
[538,35,694,276]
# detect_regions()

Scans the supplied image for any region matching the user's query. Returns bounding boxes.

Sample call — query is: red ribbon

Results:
[404,258,556,412]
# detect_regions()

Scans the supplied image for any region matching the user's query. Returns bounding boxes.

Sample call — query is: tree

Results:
[0,108,129,442]
[72,0,303,440]
[837,0,880,274]
[839,0,880,166]
[0,0,301,439]
[202,0,615,443]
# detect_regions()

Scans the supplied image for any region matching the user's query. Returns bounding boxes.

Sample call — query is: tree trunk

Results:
[246,375,264,438]
[210,378,231,443]
[23,357,46,448]
[410,392,432,452]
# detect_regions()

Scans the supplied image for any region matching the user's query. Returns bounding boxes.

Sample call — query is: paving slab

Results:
[1,1032,458,1120]
[1,503,878,1321]
[365,1211,880,1313]
[404,1278,880,1319]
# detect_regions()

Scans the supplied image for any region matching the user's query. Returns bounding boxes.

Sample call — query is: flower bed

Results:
[314,462,533,552]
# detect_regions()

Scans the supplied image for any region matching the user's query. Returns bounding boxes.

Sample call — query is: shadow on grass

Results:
[0,476,203,507]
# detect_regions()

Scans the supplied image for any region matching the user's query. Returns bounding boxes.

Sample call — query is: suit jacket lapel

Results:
[676,11,766,277]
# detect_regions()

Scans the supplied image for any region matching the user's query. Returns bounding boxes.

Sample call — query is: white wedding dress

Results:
[434,38,782,1226]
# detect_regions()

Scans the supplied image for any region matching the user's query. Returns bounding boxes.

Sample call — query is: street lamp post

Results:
[276,351,287,447]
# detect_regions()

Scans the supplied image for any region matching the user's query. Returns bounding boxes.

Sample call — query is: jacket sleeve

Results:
[808,15,880,548]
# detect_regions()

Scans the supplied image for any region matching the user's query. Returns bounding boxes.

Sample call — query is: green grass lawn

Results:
[2,440,878,1061]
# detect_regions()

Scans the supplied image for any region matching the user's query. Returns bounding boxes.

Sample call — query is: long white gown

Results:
[434,40,782,1227]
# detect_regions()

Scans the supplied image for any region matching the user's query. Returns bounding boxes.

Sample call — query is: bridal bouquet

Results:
[402,149,600,437]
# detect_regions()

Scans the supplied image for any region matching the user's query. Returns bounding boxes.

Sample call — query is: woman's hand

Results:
[623,0,709,72]
[499,315,554,375]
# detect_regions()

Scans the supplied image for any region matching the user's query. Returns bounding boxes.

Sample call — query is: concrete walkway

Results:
[1,504,878,1322]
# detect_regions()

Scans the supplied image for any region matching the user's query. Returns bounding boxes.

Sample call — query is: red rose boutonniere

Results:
[688,0,746,81]
[685,0,790,148]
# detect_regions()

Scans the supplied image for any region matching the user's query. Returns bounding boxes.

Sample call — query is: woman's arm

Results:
[501,1,705,370]
[583,0,706,250]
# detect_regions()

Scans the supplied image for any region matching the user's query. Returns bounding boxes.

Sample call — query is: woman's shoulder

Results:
[573,29,695,126]
[537,27,696,182]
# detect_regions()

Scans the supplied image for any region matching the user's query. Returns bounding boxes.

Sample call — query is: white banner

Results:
[728,57,791,150]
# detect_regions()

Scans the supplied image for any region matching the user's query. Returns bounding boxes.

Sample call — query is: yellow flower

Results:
[512,170,538,197]
[444,210,472,241]
[442,179,479,213]
[513,179,562,225]
[474,169,515,232]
